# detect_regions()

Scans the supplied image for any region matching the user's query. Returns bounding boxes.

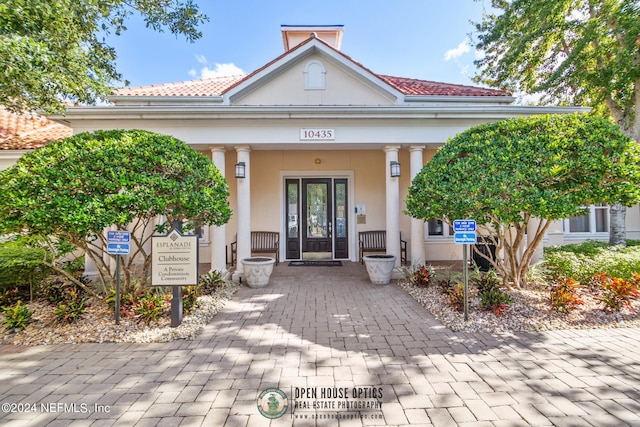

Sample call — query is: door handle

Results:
[328,221,332,238]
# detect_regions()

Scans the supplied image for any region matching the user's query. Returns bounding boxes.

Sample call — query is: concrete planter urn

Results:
[363,254,397,285]
[241,257,275,288]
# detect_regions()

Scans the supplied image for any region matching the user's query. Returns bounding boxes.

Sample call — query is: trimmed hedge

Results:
[543,240,640,285]
[0,236,50,291]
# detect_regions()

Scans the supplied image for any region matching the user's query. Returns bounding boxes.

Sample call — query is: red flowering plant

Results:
[592,272,640,312]
[411,264,436,287]
[400,264,437,288]
[549,276,584,314]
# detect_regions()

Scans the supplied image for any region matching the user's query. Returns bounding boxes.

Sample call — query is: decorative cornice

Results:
[51,105,590,125]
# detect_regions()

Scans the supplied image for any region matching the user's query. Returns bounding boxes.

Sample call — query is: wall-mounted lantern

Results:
[390,161,401,178]
[235,162,246,179]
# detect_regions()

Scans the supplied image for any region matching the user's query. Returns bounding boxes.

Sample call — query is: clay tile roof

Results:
[111,37,510,99]
[377,75,511,97]
[113,75,247,97]
[0,108,72,150]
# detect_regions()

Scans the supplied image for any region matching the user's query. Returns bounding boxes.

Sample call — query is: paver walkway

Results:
[1,262,640,426]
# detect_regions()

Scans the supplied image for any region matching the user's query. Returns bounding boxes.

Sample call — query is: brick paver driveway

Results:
[1,262,640,426]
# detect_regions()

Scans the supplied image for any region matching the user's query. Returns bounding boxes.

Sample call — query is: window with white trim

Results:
[564,204,609,234]
[426,219,454,238]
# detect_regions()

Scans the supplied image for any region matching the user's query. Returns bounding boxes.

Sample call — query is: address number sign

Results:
[300,128,335,140]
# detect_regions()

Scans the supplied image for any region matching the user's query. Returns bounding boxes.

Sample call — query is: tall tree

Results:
[406,114,640,288]
[0,0,208,114]
[473,0,640,245]
[0,130,231,293]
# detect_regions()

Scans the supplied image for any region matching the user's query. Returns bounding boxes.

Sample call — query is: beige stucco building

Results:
[13,25,637,277]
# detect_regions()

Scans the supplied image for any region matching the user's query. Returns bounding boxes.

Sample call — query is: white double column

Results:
[384,146,401,268]
[210,147,227,272]
[410,145,426,265]
[234,146,251,279]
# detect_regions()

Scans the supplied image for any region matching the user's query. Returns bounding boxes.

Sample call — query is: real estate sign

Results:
[151,229,198,286]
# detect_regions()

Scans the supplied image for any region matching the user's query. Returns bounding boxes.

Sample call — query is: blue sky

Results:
[107,0,489,89]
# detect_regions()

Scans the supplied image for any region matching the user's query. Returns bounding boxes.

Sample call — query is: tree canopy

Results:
[473,0,640,246]
[0,0,208,114]
[0,129,231,292]
[473,0,640,141]
[406,114,640,287]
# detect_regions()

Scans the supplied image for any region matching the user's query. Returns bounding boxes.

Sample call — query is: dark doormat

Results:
[288,260,343,267]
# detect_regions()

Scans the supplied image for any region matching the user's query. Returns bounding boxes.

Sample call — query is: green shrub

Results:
[199,270,227,295]
[592,247,640,281]
[549,276,584,314]
[52,287,88,323]
[447,283,466,312]
[399,264,437,287]
[437,278,453,294]
[543,244,640,285]
[182,286,200,313]
[106,288,138,318]
[475,271,512,314]
[544,240,609,256]
[2,300,34,331]
[43,276,89,305]
[1,287,26,306]
[0,237,50,293]
[524,261,549,287]
[135,292,166,325]
[43,277,90,323]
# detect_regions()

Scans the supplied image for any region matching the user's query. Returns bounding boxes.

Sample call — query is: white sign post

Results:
[152,228,199,327]
[107,230,131,325]
[453,220,477,321]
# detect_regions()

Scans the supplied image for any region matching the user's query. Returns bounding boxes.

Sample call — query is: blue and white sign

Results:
[107,230,131,255]
[107,243,130,255]
[454,232,477,244]
[107,230,130,243]
[453,220,476,233]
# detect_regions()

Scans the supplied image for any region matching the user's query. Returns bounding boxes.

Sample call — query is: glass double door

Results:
[286,178,348,260]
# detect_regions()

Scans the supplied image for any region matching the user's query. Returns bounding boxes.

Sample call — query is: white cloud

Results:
[444,40,471,61]
[189,55,246,79]
[200,63,245,78]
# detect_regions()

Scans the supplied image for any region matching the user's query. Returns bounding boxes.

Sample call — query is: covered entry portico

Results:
[209,144,428,280]
[55,24,580,279]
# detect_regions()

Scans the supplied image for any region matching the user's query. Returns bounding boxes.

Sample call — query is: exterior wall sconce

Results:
[235,162,246,178]
[390,161,401,178]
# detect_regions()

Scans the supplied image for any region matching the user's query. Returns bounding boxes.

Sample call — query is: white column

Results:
[527,217,544,264]
[384,146,401,268]
[234,146,251,280]
[84,244,101,282]
[210,147,227,272]
[410,145,426,265]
